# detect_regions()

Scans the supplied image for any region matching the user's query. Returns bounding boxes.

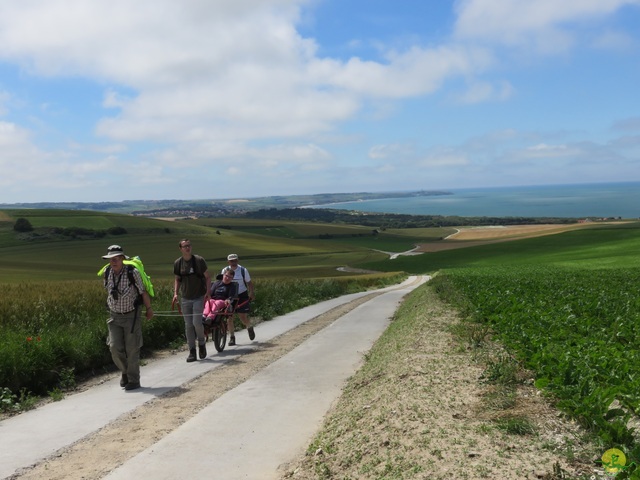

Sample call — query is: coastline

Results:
[304,182,640,219]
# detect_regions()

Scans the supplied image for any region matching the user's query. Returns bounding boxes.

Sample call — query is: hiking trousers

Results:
[181,296,206,349]
[107,309,143,384]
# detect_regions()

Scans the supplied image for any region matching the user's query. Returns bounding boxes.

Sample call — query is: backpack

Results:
[98,256,155,299]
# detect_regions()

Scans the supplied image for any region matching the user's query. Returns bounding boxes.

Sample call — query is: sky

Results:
[1,0,640,203]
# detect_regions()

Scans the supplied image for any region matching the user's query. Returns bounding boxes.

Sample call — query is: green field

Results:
[0,211,446,282]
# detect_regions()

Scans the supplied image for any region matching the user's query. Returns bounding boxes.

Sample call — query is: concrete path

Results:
[0,276,428,479]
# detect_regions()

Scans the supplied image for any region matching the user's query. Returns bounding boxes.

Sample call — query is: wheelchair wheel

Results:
[213,318,227,352]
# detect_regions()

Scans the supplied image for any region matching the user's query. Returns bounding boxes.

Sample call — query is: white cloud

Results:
[454,80,514,104]
[592,30,636,50]
[612,117,640,132]
[368,143,414,160]
[0,0,501,152]
[0,1,638,201]
[309,45,494,98]
[454,0,640,53]
[0,91,10,116]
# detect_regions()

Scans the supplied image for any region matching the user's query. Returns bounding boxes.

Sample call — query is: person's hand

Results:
[171,296,182,314]
[145,307,154,320]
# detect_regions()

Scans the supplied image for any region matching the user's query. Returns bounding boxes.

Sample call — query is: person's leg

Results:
[181,298,198,361]
[107,314,128,386]
[181,298,196,349]
[238,312,251,328]
[235,292,254,340]
[239,312,255,340]
[227,314,236,345]
[191,296,206,347]
[123,310,143,386]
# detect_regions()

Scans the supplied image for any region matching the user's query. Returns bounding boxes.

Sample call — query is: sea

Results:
[308,182,640,219]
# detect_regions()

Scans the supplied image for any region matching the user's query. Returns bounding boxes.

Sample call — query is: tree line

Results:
[242,208,577,228]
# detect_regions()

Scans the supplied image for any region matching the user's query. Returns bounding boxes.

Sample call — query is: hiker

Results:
[102,244,153,391]
[173,239,211,362]
[222,253,255,346]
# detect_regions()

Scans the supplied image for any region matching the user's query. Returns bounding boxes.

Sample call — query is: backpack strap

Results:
[240,266,248,289]
[126,264,142,295]
[104,264,141,295]
[103,265,111,289]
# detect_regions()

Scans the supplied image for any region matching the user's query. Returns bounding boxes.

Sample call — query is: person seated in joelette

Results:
[203,269,238,319]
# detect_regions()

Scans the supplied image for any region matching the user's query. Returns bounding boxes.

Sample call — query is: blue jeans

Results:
[181,296,206,349]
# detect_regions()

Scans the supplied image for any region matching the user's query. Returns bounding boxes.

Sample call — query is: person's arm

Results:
[173,275,181,302]
[203,269,211,300]
[243,268,254,300]
[142,291,153,320]
[247,280,254,301]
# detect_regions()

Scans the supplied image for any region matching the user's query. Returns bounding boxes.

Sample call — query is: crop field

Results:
[431,265,640,450]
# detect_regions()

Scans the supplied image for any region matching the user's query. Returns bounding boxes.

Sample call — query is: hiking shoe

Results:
[199,344,207,359]
[228,336,236,346]
[120,374,128,387]
[248,327,255,341]
[186,348,197,362]
[124,382,140,391]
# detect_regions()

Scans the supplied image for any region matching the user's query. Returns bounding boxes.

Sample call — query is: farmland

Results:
[432,266,640,449]
[2,208,640,476]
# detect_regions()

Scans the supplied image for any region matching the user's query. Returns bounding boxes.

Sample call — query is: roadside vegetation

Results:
[433,265,640,441]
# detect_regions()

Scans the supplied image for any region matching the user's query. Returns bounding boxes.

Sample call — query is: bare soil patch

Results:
[416,222,614,253]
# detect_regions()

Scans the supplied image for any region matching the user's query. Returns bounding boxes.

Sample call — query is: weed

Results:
[451,320,492,348]
[0,387,18,412]
[17,388,38,411]
[480,353,520,386]
[493,416,536,435]
[48,388,65,401]
[313,461,331,479]
[58,367,76,391]
[483,386,517,410]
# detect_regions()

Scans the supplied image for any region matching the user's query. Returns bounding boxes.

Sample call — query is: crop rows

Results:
[432,265,640,451]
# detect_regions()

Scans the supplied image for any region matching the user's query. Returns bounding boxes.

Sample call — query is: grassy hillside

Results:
[3,210,639,284]
[0,210,440,282]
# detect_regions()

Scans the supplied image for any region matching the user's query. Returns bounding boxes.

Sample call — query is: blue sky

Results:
[0,0,639,203]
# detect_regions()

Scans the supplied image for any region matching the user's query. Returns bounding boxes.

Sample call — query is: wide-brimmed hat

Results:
[102,245,129,259]
[227,253,239,261]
